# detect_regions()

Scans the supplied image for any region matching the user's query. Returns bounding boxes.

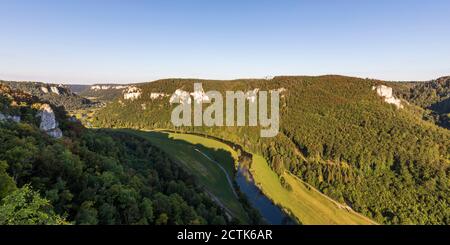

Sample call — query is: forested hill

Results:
[67,84,90,94]
[73,84,130,102]
[390,76,450,129]
[1,80,96,111]
[90,75,450,224]
[0,83,235,225]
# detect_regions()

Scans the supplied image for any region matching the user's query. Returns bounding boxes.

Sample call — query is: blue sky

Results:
[1,0,449,84]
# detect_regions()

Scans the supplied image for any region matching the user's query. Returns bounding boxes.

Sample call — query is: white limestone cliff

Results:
[91,85,128,91]
[50,86,60,95]
[190,89,210,104]
[169,87,287,105]
[38,104,63,138]
[150,92,169,100]
[372,85,403,109]
[245,88,260,103]
[170,89,191,105]
[41,86,49,94]
[123,86,142,100]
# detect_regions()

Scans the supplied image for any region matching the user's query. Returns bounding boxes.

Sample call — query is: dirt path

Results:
[194,148,238,198]
[204,190,234,220]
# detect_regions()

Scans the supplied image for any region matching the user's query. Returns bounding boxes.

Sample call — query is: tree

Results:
[4,143,37,182]
[0,185,67,225]
[75,201,99,225]
[139,198,154,224]
[155,213,168,225]
[0,160,16,199]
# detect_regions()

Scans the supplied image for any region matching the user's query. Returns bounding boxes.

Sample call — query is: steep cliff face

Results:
[123,86,142,100]
[372,85,403,108]
[1,84,62,138]
[91,85,128,90]
[38,104,63,138]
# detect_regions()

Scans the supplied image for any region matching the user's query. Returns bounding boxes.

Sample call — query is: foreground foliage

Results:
[0,86,233,225]
[0,185,67,225]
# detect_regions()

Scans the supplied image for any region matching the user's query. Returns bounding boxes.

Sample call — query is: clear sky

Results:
[1,0,449,84]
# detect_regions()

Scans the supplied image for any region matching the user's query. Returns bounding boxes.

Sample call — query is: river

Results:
[160,130,295,224]
[235,165,295,225]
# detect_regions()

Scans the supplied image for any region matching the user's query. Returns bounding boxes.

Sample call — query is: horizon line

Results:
[1,73,449,85]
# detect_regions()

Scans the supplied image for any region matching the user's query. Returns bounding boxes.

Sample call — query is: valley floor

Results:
[117,129,376,225]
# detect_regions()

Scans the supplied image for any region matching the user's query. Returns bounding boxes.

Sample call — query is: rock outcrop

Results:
[123,86,142,100]
[39,84,65,95]
[91,85,128,91]
[190,88,210,104]
[169,89,191,104]
[372,85,403,109]
[38,104,63,138]
[245,88,260,103]
[0,113,21,123]
[169,87,287,105]
[41,86,49,94]
[150,92,169,99]
[50,86,60,95]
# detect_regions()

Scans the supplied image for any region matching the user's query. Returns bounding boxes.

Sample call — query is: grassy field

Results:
[167,132,239,176]
[121,129,249,223]
[250,154,377,225]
